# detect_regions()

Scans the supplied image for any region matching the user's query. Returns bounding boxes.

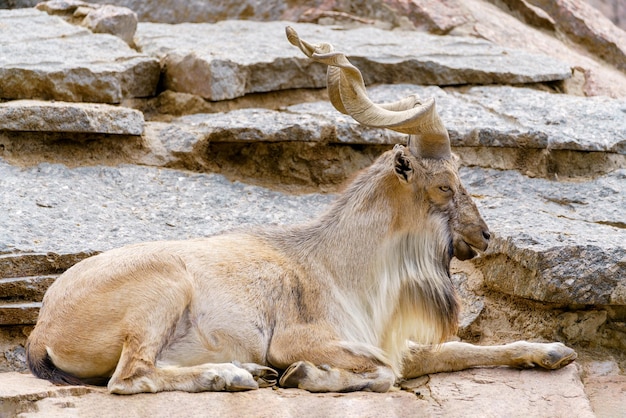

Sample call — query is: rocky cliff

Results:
[0,0,624,416]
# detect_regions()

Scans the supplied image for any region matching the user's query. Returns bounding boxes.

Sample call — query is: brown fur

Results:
[26,145,577,394]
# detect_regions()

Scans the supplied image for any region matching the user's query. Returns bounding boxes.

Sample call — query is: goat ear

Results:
[393,146,414,183]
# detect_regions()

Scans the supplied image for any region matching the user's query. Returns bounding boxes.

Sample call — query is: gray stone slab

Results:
[134,20,571,100]
[0,160,333,269]
[458,86,626,153]
[366,85,626,153]
[0,9,160,103]
[147,85,626,154]
[464,167,625,305]
[0,101,144,135]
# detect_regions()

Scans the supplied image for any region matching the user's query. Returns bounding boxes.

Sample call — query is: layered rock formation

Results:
[0,0,624,416]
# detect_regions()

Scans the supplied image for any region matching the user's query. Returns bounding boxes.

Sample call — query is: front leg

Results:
[269,325,396,393]
[402,341,577,378]
[280,361,395,393]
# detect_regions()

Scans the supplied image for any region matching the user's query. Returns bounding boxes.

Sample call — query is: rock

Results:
[134,20,571,101]
[367,85,626,153]
[454,85,626,153]
[80,4,137,45]
[451,272,485,331]
[584,0,626,30]
[0,9,159,103]
[84,0,292,24]
[294,0,472,33]
[381,0,472,33]
[0,100,144,135]
[36,0,138,45]
[528,0,626,72]
[457,0,626,98]
[424,364,594,417]
[0,364,597,417]
[157,84,626,152]
[0,303,40,326]
[464,167,626,305]
[0,161,333,262]
[3,345,27,372]
[584,374,626,417]
[559,311,608,342]
[137,85,624,183]
[0,252,95,279]
[485,0,557,30]
[0,275,57,301]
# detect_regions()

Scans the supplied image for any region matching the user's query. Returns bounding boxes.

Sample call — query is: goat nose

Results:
[482,230,491,241]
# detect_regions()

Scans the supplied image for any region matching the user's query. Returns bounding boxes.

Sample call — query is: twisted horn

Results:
[286,26,451,160]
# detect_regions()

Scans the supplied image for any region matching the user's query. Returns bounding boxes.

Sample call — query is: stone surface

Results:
[382,0,472,33]
[0,275,57,301]
[0,101,144,135]
[0,302,40,325]
[293,0,472,33]
[584,374,626,417]
[143,84,625,158]
[85,0,293,23]
[0,9,159,103]
[528,0,626,72]
[585,0,626,30]
[424,365,594,417]
[0,364,596,417]
[80,4,137,45]
[454,86,626,153]
[134,20,571,101]
[0,160,333,262]
[36,0,138,44]
[458,0,626,98]
[465,168,626,305]
[128,82,625,188]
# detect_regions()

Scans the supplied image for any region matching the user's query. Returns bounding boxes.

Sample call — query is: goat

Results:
[25,27,577,394]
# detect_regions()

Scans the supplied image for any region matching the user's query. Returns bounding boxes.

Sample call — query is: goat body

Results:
[25,28,577,394]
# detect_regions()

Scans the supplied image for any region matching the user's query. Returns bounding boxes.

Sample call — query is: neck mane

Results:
[268,160,459,371]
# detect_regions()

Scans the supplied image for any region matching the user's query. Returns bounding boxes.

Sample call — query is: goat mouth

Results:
[454,240,482,261]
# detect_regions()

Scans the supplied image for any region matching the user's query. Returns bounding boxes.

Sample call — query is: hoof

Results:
[538,343,577,370]
[215,364,258,391]
[279,361,315,388]
[237,363,279,388]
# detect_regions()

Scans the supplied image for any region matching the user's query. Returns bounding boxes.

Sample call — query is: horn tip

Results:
[285,26,299,45]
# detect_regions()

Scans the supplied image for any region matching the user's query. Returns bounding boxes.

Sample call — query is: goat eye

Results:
[439,185,451,193]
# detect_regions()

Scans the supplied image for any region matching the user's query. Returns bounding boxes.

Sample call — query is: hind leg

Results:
[107,339,261,394]
[104,270,276,394]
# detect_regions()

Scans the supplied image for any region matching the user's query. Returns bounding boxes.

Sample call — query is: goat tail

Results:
[26,339,86,386]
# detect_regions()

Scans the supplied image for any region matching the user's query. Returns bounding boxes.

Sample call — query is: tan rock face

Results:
[528,0,626,72]
[0,365,596,417]
[585,0,626,30]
